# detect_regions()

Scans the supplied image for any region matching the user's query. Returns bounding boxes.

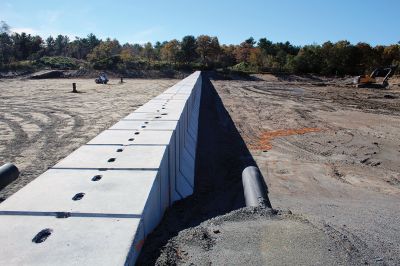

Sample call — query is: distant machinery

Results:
[354,65,397,88]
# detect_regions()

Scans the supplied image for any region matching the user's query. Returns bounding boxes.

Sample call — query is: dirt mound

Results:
[29,69,192,79]
[145,207,366,265]
[29,70,65,79]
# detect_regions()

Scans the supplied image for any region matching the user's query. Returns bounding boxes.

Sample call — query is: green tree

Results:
[142,42,155,62]
[87,38,121,69]
[0,22,13,66]
[0,21,10,34]
[181,35,197,63]
[54,35,69,56]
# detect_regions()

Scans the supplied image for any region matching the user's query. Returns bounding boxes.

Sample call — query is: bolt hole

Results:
[161,113,167,115]
[92,175,102,181]
[128,138,134,141]
[155,116,161,119]
[144,121,149,124]
[134,132,140,135]
[32,229,53,243]
[116,148,123,152]
[162,107,166,109]
[141,126,146,128]
[56,212,71,218]
[108,158,116,162]
[72,192,85,201]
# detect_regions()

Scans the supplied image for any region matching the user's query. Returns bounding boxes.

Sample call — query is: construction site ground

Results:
[1,74,400,265]
[139,74,400,265]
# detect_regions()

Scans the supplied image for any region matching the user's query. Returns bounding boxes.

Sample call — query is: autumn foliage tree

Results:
[161,39,180,64]
[0,20,399,75]
[196,35,220,66]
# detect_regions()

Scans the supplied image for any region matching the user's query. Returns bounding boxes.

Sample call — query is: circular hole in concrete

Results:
[155,116,161,119]
[116,148,123,152]
[141,126,146,128]
[32,228,53,243]
[128,138,134,141]
[134,132,140,135]
[144,121,149,124]
[161,113,167,115]
[72,193,85,201]
[92,175,102,181]
[107,158,116,162]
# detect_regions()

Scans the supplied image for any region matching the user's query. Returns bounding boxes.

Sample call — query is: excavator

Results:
[354,65,397,88]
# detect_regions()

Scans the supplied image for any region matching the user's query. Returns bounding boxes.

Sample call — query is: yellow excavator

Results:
[355,65,397,88]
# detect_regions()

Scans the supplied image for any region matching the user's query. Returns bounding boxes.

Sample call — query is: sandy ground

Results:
[0,78,177,200]
[210,75,400,265]
[138,75,400,265]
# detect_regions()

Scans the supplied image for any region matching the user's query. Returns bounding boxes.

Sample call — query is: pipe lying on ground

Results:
[0,163,19,190]
[242,166,271,207]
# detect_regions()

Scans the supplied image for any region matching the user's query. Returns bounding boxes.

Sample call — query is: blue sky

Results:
[1,0,399,46]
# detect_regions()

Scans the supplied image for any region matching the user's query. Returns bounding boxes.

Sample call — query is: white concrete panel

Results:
[0,215,143,266]
[87,130,174,146]
[123,112,183,121]
[180,148,195,187]
[53,145,167,170]
[134,101,186,114]
[110,120,178,131]
[176,173,194,198]
[0,169,160,217]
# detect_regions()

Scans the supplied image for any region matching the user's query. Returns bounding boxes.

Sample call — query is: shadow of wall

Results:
[137,72,270,265]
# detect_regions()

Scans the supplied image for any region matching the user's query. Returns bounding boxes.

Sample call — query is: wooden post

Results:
[120,77,123,83]
[72,83,78,93]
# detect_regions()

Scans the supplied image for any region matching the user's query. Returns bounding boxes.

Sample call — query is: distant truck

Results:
[95,73,109,84]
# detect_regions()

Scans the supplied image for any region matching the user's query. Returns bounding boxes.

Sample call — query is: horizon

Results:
[1,0,399,46]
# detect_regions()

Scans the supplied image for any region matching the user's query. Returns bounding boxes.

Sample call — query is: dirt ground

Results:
[209,75,400,265]
[138,74,400,265]
[1,74,400,265]
[0,78,177,200]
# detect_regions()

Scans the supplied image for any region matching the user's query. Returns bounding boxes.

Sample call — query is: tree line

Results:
[1,21,399,75]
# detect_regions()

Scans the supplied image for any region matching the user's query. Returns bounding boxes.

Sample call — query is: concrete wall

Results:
[0,71,202,265]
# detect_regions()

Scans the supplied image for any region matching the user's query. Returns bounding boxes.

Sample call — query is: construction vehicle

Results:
[354,65,397,88]
[95,73,109,84]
